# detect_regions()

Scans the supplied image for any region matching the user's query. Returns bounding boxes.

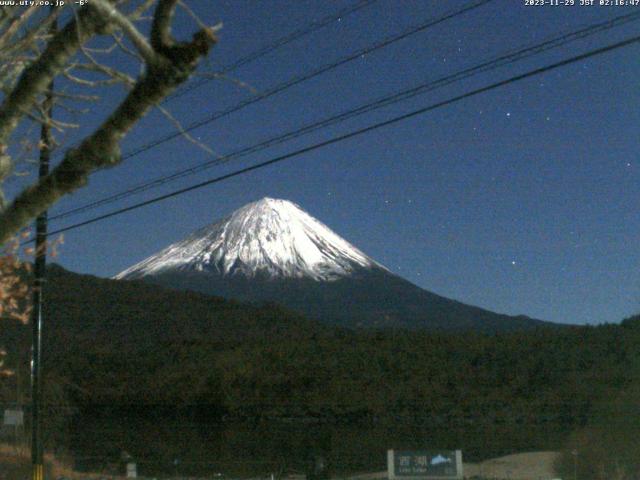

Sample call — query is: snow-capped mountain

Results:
[116,198,551,332]
[116,197,384,282]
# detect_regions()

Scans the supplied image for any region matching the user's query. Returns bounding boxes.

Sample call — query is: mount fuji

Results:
[117,197,382,282]
[116,198,550,332]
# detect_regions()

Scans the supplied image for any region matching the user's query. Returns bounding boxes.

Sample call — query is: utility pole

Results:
[31,10,56,480]
[31,93,52,480]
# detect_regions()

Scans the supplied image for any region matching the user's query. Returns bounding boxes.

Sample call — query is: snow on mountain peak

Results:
[115,197,383,281]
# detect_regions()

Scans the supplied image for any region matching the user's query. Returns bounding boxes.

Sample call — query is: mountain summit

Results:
[116,197,383,281]
[116,198,553,332]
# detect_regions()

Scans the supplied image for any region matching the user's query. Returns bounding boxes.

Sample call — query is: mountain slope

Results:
[42,264,326,349]
[117,198,553,332]
[138,268,546,332]
[0,264,329,408]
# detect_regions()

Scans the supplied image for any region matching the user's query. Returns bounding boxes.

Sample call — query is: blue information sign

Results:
[388,450,462,479]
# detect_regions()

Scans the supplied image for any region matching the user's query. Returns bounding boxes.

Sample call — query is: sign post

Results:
[388,450,463,480]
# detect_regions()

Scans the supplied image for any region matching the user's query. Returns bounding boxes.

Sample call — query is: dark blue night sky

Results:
[12,0,640,325]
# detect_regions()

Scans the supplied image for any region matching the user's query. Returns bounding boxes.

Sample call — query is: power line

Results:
[165,0,378,103]
[50,10,640,222]
[43,33,640,239]
[120,0,495,160]
[44,0,493,219]
[41,3,604,354]
[39,0,378,171]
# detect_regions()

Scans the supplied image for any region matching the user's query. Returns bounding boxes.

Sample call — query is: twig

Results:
[129,0,158,21]
[156,103,217,157]
[90,0,157,65]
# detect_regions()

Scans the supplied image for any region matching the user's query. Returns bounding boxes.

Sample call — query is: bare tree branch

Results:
[70,62,136,86]
[112,30,145,62]
[151,0,178,52]
[0,9,59,60]
[0,1,217,244]
[0,5,112,180]
[129,0,158,21]
[156,103,216,156]
[52,91,100,103]
[90,0,157,64]
[0,5,38,50]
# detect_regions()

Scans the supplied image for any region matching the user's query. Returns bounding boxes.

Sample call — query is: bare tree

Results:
[0,0,218,246]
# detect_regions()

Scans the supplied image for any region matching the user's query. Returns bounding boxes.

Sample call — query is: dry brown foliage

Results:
[0,232,63,325]
[0,234,32,325]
